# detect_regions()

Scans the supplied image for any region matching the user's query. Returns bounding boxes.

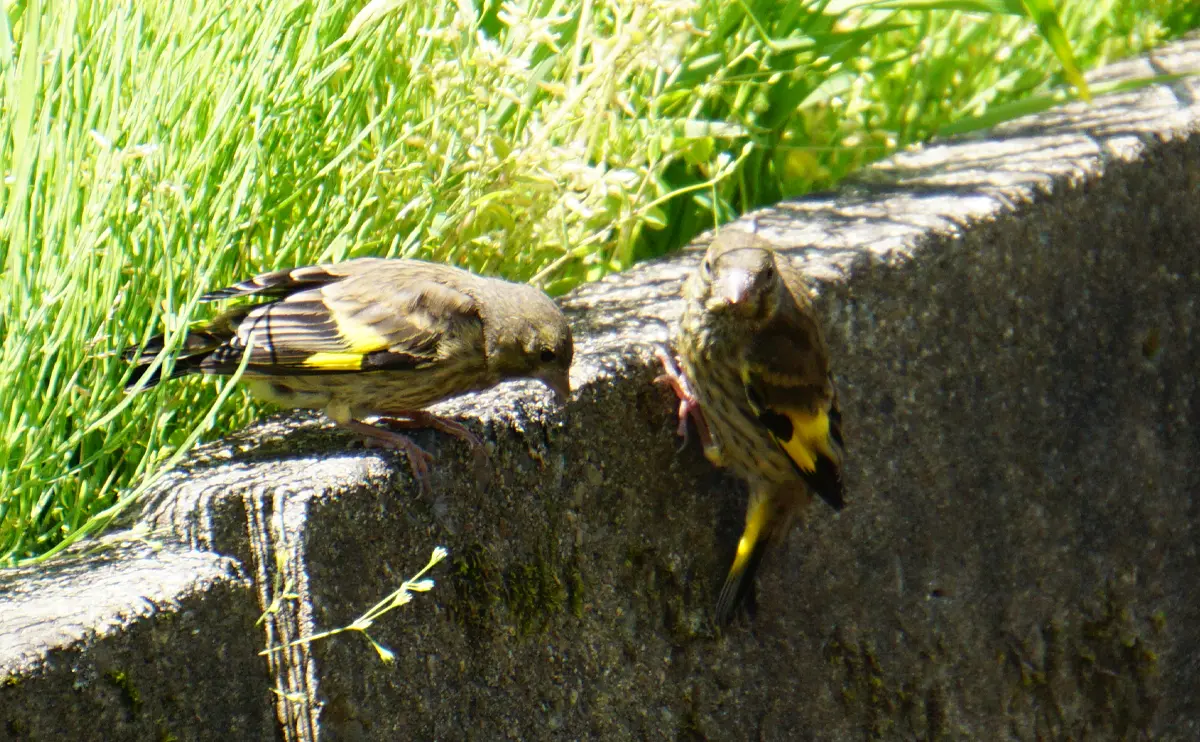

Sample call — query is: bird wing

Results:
[200,260,365,301]
[198,260,485,375]
[741,272,845,510]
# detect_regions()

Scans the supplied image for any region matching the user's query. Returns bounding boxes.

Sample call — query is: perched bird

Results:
[658,229,845,623]
[126,258,574,490]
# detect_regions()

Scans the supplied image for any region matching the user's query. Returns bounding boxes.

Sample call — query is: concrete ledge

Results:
[4,36,1200,741]
[0,545,274,739]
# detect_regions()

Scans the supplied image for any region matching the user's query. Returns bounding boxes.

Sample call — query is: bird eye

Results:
[540,348,557,363]
[701,257,712,277]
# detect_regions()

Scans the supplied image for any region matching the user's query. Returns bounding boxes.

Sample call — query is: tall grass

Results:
[1,0,1195,564]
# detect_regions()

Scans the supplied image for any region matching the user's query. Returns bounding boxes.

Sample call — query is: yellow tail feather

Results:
[715,492,774,624]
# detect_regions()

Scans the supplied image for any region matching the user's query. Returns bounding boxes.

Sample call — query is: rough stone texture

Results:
[0,545,275,740]
[3,36,1200,742]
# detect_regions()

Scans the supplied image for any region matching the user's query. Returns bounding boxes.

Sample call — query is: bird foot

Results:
[653,344,714,454]
[342,419,436,494]
[375,411,492,489]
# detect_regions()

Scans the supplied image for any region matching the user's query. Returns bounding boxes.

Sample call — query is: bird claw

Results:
[431,415,492,490]
[402,444,435,496]
[343,419,436,495]
[653,344,715,454]
[377,411,492,490]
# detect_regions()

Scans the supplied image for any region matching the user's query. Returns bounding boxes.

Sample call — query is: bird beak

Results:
[540,369,572,405]
[713,268,754,307]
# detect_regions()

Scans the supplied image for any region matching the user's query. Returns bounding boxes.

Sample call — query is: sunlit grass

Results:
[1,0,1195,564]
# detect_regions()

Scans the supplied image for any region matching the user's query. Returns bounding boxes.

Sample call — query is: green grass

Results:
[1,0,1196,564]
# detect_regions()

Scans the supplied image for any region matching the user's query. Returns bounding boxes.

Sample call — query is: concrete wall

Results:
[3,36,1200,742]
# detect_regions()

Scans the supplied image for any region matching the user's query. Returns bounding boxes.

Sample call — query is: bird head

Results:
[487,284,574,404]
[698,230,783,325]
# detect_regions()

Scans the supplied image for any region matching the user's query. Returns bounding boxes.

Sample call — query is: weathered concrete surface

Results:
[0,544,274,740]
[4,36,1200,741]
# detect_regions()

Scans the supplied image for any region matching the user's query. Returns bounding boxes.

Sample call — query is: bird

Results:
[125,257,574,491]
[658,228,845,623]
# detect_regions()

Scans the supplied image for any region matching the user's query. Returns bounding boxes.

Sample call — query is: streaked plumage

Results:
[126,258,574,490]
[661,229,845,623]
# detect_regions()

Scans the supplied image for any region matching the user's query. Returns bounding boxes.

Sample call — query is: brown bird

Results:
[126,257,574,490]
[659,229,845,623]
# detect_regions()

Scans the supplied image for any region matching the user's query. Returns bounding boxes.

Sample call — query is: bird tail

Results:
[715,487,802,624]
[122,329,227,391]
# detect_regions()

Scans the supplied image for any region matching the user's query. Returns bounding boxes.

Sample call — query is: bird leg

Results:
[375,411,491,488]
[653,345,714,454]
[340,419,436,494]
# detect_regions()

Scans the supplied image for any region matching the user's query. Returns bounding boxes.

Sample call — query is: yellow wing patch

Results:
[299,309,391,370]
[739,365,836,472]
[775,408,834,473]
[302,352,365,371]
[333,312,391,354]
